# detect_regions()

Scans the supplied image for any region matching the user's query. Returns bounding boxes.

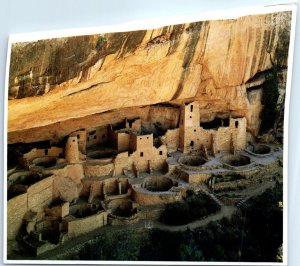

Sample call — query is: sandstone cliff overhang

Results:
[7,11,291,141]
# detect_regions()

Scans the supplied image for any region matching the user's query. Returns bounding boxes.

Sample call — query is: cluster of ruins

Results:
[7,101,282,256]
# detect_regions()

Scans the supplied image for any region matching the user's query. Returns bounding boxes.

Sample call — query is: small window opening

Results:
[194,129,196,132]
[190,105,193,112]
[140,152,144,157]
[89,130,96,136]
[159,151,163,155]
[235,121,239,128]
[77,134,80,139]
[190,116,192,119]
[128,121,133,128]
[190,141,194,147]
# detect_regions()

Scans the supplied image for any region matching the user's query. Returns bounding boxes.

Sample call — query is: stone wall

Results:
[86,127,108,148]
[113,152,130,176]
[129,134,167,173]
[138,205,165,220]
[150,146,168,171]
[132,189,181,206]
[80,177,129,200]
[66,211,108,239]
[230,117,247,151]
[7,193,28,240]
[130,134,153,153]
[108,213,139,226]
[160,128,180,152]
[65,136,79,163]
[23,147,63,161]
[103,178,119,196]
[83,163,113,178]
[27,176,53,212]
[45,202,69,218]
[116,132,131,152]
[215,127,232,151]
[70,129,86,153]
[183,172,211,184]
[180,102,200,129]
[80,178,103,198]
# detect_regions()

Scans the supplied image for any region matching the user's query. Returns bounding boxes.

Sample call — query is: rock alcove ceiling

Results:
[8,11,291,144]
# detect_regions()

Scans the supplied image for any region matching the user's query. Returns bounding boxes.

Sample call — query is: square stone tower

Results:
[179,101,201,153]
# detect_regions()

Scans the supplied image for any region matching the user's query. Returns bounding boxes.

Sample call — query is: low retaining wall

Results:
[222,162,256,171]
[132,188,182,206]
[65,211,108,239]
[107,213,139,226]
[7,193,28,240]
[183,172,211,184]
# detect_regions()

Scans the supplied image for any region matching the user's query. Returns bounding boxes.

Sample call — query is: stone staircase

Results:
[197,186,224,207]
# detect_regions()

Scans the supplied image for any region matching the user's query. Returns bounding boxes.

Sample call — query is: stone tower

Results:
[179,101,201,153]
[65,136,80,163]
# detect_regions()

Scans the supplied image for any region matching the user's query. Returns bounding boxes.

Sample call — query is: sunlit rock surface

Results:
[8,11,291,143]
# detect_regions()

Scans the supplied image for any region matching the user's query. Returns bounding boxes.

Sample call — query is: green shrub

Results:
[161,193,220,225]
[96,35,107,50]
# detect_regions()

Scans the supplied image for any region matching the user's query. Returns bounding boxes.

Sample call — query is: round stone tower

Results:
[65,136,80,163]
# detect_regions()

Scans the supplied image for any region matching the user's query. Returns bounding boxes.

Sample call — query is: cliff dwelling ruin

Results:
[6,9,290,260]
[7,100,284,257]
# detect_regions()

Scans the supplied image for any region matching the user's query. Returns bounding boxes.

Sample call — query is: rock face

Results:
[8,11,291,143]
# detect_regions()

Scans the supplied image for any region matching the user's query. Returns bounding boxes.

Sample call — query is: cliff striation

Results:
[8,11,291,143]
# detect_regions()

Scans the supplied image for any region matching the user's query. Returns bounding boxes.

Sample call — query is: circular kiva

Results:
[107,199,135,217]
[249,144,271,155]
[70,203,102,218]
[178,154,207,167]
[220,154,251,167]
[142,176,173,192]
[32,156,57,168]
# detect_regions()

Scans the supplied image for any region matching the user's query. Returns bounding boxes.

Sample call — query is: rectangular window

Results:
[159,151,163,155]
[140,152,144,157]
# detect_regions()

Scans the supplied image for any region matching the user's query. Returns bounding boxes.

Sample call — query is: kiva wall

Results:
[83,163,114,177]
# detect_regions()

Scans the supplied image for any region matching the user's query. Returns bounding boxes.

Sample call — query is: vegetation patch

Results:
[214,173,247,183]
[77,182,283,262]
[160,191,220,225]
